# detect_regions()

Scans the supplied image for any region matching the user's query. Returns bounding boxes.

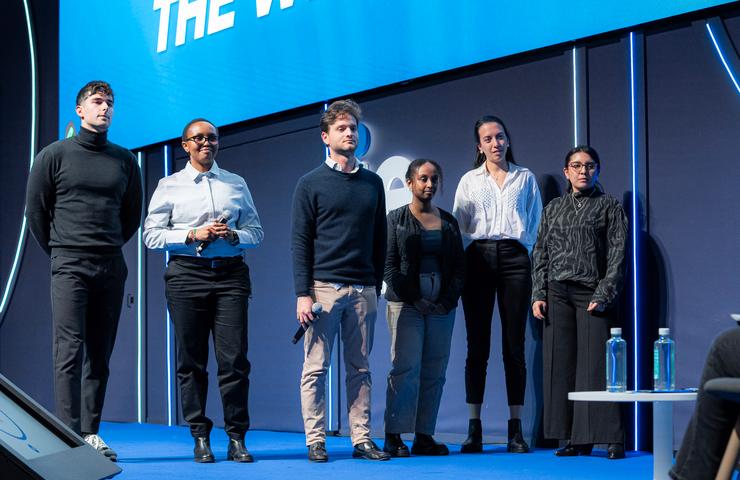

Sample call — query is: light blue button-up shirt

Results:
[143,161,263,258]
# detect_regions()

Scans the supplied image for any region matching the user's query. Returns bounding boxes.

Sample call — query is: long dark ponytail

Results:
[473,115,516,168]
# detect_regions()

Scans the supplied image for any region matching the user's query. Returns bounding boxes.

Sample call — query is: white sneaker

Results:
[83,433,118,462]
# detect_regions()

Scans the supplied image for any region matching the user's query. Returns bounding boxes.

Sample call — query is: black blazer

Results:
[384,205,465,312]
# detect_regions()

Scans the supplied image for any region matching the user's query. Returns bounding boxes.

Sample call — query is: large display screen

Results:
[59,0,732,148]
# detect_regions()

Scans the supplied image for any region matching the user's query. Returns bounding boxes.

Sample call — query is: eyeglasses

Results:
[568,162,598,172]
[186,134,219,145]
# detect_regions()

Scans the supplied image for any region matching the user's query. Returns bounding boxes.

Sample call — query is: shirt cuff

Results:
[165,229,190,248]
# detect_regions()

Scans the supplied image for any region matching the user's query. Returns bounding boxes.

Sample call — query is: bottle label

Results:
[653,349,659,380]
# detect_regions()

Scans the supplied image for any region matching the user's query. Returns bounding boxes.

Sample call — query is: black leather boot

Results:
[383,433,410,457]
[412,433,449,456]
[607,443,626,459]
[193,437,215,463]
[460,419,483,453]
[507,419,530,453]
[227,437,254,462]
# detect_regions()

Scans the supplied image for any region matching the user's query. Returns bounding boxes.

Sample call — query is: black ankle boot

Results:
[460,419,483,453]
[507,419,530,453]
[412,433,449,456]
[383,433,410,457]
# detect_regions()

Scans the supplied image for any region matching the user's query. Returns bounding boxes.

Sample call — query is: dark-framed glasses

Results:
[186,134,219,145]
[568,162,598,172]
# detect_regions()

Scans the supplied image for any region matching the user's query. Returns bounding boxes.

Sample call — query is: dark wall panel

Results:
[0,0,58,410]
[645,17,740,442]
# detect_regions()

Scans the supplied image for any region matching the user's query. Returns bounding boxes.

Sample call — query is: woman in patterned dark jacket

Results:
[531,145,628,460]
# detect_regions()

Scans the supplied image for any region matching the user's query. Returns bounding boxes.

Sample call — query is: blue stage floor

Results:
[99,422,662,479]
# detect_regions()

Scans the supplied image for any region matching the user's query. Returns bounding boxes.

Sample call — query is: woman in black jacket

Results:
[382,159,465,457]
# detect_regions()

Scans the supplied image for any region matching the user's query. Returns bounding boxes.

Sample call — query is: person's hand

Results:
[414,299,435,315]
[587,302,605,313]
[296,296,315,327]
[432,303,448,315]
[532,300,547,320]
[193,223,223,242]
[210,221,230,238]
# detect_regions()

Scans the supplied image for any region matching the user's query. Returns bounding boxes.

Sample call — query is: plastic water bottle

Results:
[653,328,676,391]
[606,328,627,392]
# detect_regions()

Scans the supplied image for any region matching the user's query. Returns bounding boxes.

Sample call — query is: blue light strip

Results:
[572,46,578,147]
[137,151,144,423]
[706,22,740,94]
[0,0,37,323]
[164,144,174,427]
[629,31,640,451]
[322,102,333,430]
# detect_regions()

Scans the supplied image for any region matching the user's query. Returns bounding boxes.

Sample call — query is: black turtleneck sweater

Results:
[26,127,143,256]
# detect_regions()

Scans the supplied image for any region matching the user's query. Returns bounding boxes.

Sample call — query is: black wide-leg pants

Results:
[462,239,531,406]
[165,256,252,440]
[51,253,127,435]
[543,280,624,444]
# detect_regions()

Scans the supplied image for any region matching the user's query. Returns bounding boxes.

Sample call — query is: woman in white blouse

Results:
[453,115,542,454]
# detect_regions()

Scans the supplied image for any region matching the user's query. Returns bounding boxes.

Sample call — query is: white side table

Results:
[568,391,697,480]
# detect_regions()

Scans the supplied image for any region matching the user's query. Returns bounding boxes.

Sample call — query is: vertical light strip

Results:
[137,151,144,423]
[164,144,174,427]
[706,23,740,94]
[322,102,333,429]
[0,0,37,322]
[572,46,578,147]
[629,31,640,451]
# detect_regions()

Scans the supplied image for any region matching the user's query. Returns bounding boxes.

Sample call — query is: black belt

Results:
[171,255,243,269]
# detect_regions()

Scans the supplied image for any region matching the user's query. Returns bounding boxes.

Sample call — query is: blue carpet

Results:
[100,422,655,479]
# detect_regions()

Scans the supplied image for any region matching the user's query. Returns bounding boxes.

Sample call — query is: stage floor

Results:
[101,422,657,479]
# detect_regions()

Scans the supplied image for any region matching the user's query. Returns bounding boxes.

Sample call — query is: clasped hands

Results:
[531,300,605,320]
[413,298,448,315]
[188,221,234,243]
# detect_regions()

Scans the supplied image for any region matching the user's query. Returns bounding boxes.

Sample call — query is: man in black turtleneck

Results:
[25,81,142,462]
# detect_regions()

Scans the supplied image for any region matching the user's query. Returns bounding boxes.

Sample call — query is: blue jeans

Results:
[384,274,455,434]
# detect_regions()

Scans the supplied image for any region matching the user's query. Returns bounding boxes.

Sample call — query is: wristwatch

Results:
[229,230,239,246]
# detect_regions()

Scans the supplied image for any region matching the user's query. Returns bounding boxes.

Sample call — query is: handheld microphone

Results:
[196,210,231,254]
[292,303,324,344]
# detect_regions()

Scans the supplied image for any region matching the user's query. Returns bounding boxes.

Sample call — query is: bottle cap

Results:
[659,328,670,336]
[610,328,622,335]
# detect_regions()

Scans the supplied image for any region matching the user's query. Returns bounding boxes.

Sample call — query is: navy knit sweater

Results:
[291,163,386,297]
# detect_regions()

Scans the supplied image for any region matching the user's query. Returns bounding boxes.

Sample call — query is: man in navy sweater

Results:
[292,99,388,462]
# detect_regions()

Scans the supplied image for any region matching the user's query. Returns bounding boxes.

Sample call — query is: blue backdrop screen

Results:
[59,0,731,148]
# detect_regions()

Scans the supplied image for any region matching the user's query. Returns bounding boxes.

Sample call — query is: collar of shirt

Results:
[473,161,523,182]
[185,160,221,183]
[325,156,363,173]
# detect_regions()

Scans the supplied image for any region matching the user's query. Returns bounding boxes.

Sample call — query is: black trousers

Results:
[670,328,740,480]
[462,239,531,406]
[165,256,251,439]
[543,280,624,444]
[50,253,127,435]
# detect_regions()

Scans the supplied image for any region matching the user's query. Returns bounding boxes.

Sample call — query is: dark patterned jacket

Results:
[531,188,628,308]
